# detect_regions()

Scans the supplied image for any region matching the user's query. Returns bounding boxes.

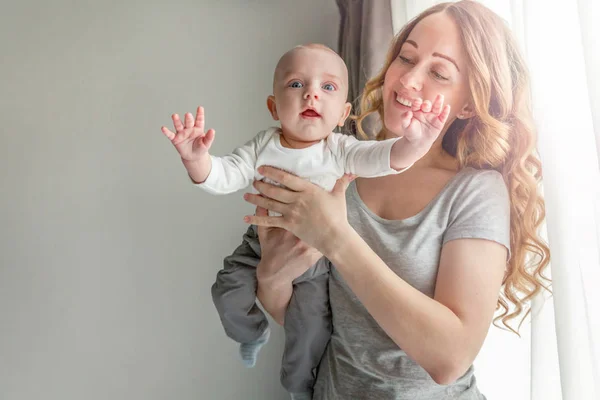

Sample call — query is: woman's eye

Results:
[322,83,335,91]
[399,56,413,65]
[289,81,303,88]
[432,71,449,81]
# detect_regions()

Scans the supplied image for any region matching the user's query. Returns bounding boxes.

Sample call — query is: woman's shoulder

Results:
[456,166,504,182]
[441,167,512,254]
[442,167,510,222]
[431,166,510,221]
[451,167,508,198]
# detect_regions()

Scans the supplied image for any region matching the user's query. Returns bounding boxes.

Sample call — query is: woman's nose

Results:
[399,68,424,92]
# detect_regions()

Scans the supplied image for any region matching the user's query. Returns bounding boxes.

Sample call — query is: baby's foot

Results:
[239,327,271,367]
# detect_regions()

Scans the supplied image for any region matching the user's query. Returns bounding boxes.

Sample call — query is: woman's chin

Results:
[382,118,406,139]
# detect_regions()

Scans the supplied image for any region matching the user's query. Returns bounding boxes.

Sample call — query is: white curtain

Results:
[389,1,600,400]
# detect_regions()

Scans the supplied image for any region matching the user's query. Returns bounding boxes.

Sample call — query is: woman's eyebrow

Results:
[404,40,460,72]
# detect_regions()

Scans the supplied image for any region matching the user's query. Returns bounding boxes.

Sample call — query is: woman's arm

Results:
[252,206,323,326]
[326,226,506,385]
[244,167,506,385]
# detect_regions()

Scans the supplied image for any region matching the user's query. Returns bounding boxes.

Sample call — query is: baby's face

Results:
[269,47,351,142]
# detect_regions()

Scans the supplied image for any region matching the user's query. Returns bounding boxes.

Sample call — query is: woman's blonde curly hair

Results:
[354,0,551,335]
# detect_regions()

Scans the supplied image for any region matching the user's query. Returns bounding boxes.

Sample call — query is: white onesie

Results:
[195,127,408,195]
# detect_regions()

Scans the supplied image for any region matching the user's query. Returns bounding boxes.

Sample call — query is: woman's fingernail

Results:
[243,193,249,200]
[243,216,250,223]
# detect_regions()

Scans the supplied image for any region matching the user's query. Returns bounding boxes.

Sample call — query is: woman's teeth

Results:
[396,94,412,107]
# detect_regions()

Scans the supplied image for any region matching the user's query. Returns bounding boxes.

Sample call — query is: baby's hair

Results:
[273,43,348,88]
[292,43,340,56]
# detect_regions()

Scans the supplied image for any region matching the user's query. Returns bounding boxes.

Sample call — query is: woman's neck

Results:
[383,131,459,171]
[417,142,459,170]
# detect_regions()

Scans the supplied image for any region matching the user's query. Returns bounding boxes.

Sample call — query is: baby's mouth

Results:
[301,109,321,118]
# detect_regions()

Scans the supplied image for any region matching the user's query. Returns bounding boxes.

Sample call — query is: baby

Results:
[161,43,417,400]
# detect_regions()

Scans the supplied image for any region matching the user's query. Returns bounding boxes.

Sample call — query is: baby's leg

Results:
[211,225,270,367]
[281,258,332,399]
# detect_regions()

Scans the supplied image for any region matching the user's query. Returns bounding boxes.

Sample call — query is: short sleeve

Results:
[443,170,511,259]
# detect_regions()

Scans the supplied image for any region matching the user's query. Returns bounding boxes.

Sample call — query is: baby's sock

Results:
[290,392,313,400]
[239,326,271,367]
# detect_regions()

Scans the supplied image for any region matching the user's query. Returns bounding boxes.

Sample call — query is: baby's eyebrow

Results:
[279,71,305,82]
[280,72,345,86]
[322,73,343,84]
[319,73,348,89]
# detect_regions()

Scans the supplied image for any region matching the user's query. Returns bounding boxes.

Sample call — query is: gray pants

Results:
[211,226,331,395]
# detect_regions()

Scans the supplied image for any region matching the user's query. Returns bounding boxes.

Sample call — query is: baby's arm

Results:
[328,133,411,178]
[196,134,264,195]
[161,107,265,195]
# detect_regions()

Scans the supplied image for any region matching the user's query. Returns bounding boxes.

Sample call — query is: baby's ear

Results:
[267,96,279,120]
[337,102,352,127]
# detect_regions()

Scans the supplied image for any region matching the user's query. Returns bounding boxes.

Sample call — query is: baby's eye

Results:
[289,81,303,88]
[322,83,336,91]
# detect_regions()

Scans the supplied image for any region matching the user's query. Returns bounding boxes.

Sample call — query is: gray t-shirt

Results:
[313,167,511,400]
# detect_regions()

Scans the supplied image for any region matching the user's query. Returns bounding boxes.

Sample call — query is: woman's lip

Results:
[395,91,417,101]
[391,98,411,110]
[391,92,413,110]
[394,91,416,106]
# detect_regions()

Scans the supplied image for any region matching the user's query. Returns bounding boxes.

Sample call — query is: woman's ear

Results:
[337,102,352,126]
[456,103,475,120]
[267,96,279,120]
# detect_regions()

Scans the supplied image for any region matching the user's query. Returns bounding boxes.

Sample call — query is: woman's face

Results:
[382,12,471,138]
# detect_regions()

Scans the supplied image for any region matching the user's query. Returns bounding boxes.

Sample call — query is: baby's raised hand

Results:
[402,94,451,149]
[161,106,215,162]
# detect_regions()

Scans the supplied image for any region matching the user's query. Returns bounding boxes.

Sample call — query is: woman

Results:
[244,1,550,398]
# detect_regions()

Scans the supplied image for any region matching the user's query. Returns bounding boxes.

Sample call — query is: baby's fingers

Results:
[428,105,452,130]
[184,112,195,130]
[421,100,432,113]
[402,110,413,129]
[431,94,444,115]
[172,114,184,132]
[203,128,216,149]
[161,126,176,141]
[437,105,451,125]
[194,106,205,132]
[411,98,423,112]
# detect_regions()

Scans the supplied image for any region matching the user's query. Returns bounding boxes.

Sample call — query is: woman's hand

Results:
[243,168,356,257]
[254,206,323,285]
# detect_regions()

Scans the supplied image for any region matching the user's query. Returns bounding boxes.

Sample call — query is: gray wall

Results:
[0,1,339,399]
